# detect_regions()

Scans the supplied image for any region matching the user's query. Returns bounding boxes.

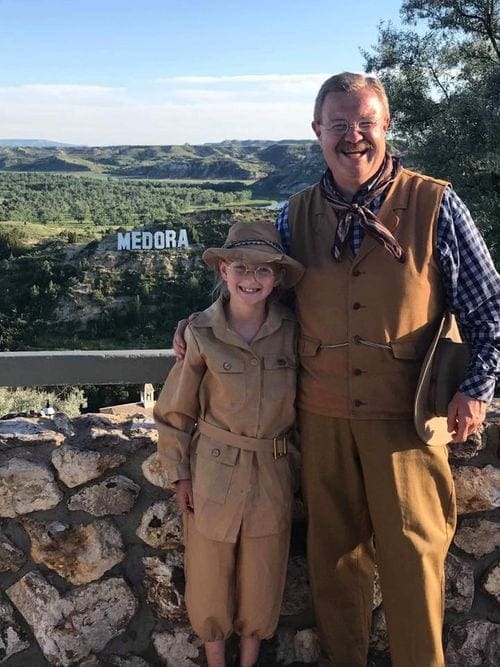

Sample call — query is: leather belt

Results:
[197,418,288,459]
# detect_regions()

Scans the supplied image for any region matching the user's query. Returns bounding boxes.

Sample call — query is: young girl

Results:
[154,221,304,667]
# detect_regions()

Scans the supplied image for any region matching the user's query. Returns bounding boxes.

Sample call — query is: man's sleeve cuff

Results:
[459,376,497,403]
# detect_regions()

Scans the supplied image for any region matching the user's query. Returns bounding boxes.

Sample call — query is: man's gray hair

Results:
[313,72,390,122]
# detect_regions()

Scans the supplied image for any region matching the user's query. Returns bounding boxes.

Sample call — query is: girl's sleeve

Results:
[153,326,205,482]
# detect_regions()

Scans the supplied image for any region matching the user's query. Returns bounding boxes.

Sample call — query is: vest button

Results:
[223,362,232,370]
[276,358,286,365]
[250,358,259,367]
[352,269,361,277]
[353,399,364,407]
[353,368,363,376]
[353,335,362,344]
[211,448,221,457]
[353,302,361,310]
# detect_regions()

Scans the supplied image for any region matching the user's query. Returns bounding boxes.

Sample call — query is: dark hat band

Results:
[225,239,285,254]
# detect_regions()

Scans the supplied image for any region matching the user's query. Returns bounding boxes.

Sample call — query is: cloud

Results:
[0,84,127,105]
[0,75,324,144]
[156,73,329,85]
[155,73,328,103]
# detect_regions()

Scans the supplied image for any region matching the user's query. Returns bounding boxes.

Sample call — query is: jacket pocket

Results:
[263,354,297,402]
[390,340,420,360]
[193,437,239,504]
[210,356,246,408]
[298,335,321,357]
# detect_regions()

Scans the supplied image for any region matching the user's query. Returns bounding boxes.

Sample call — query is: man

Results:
[174,72,499,666]
[274,72,499,666]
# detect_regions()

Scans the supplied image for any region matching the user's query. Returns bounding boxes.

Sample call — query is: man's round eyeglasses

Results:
[320,119,378,135]
[227,263,277,281]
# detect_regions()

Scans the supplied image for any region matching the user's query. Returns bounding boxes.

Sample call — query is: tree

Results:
[364,0,500,257]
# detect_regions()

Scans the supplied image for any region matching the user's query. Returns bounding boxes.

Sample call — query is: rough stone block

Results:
[452,464,500,514]
[142,556,186,622]
[52,445,126,488]
[0,457,62,517]
[136,498,182,550]
[141,452,174,490]
[369,605,389,652]
[454,518,500,558]
[0,530,25,572]
[0,597,31,663]
[0,417,65,447]
[446,619,500,666]
[7,571,138,666]
[483,561,500,604]
[448,425,486,459]
[67,475,140,516]
[276,627,320,665]
[445,553,475,613]
[152,627,202,667]
[23,517,124,584]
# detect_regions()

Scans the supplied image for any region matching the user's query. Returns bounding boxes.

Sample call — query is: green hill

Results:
[0,141,325,195]
[0,139,327,353]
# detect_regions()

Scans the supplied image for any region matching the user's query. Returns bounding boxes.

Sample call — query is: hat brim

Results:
[202,246,304,288]
[414,313,463,446]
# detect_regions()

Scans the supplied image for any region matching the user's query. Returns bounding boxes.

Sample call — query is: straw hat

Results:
[414,313,470,445]
[202,221,304,288]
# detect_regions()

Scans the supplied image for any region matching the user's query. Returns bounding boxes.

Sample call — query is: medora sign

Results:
[117,229,190,250]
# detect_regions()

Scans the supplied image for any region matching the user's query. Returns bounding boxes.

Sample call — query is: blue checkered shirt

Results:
[276,186,500,402]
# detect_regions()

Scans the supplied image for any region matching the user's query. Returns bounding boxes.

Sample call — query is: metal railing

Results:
[0,350,177,387]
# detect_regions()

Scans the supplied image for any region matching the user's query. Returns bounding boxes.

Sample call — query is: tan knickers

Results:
[183,513,291,642]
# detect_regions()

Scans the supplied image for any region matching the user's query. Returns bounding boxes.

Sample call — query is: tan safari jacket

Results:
[154,296,298,543]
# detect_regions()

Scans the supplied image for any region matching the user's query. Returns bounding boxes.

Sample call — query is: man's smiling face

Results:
[312,89,390,199]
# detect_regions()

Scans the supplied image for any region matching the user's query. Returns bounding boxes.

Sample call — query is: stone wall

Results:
[0,407,498,667]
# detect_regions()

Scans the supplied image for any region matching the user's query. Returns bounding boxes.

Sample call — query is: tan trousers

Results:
[183,513,290,642]
[299,411,456,667]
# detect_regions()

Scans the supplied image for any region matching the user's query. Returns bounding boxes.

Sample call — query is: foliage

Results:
[0,172,251,226]
[0,386,87,418]
[0,140,325,354]
[0,143,266,179]
[0,207,234,351]
[82,385,139,413]
[0,140,325,409]
[0,227,27,258]
[0,140,325,202]
[364,0,500,258]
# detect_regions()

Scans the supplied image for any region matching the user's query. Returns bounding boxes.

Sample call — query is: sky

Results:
[0,0,405,145]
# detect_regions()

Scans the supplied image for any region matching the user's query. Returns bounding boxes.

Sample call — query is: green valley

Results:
[0,140,325,355]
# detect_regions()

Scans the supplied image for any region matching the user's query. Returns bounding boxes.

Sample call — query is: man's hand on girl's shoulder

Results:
[173,313,200,359]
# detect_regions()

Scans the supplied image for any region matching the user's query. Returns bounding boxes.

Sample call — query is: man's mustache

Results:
[338,141,373,152]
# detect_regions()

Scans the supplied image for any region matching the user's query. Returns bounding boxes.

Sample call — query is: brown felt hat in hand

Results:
[414,313,470,445]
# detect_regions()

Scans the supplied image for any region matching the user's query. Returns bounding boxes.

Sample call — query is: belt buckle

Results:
[273,435,288,460]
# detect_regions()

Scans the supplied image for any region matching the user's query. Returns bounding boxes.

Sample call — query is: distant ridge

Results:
[0,140,326,195]
[0,138,73,148]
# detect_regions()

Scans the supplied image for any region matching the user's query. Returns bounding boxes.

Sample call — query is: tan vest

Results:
[288,168,449,419]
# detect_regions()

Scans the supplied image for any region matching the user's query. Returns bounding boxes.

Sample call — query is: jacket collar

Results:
[191,296,294,348]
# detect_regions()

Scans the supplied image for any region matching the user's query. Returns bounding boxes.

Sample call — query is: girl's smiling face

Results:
[220,260,279,306]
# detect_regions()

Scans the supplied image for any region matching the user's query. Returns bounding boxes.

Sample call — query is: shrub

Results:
[0,387,87,418]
